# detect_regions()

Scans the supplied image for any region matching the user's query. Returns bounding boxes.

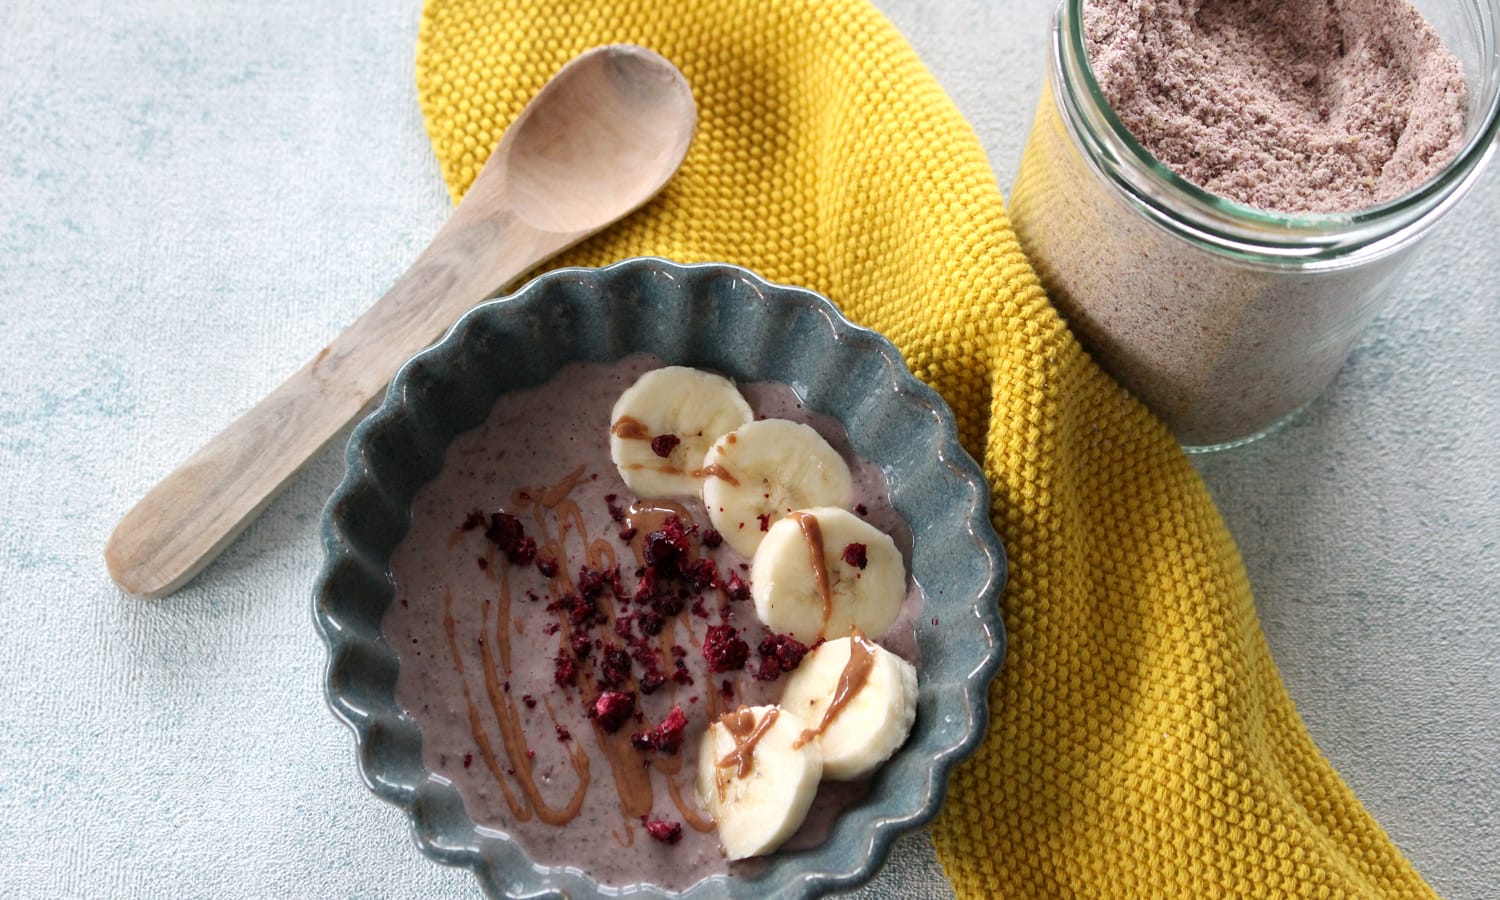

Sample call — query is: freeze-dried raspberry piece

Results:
[841,542,868,570]
[684,557,719,591]
[643,516,695,572]
[723,572,750,603]
[481,511,536,564]
[630,705,688,754]
[702,624,749,673]
[599,645,632,688]
[650,434,680,458]
[508,537,537,566]
[754,632,810,681]
[553,655,578,687]
[577,565,614,599]
[593,690,636,733]
[605,494,626,523]
[641,816,683,844]
[638,669,666,695]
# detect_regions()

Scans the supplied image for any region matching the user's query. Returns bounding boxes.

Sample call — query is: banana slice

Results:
[701,419,854,556]
[694,705,823,861]
[778,634,918,780]
[750,506,906,644]
[609,366,753,499]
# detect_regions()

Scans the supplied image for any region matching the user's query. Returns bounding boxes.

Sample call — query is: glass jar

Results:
[1009,0,1500,450]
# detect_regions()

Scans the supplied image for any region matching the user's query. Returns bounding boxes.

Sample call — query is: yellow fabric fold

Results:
[413,1,1435,896]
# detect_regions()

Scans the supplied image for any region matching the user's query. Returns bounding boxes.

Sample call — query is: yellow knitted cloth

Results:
[414,1,1433,896]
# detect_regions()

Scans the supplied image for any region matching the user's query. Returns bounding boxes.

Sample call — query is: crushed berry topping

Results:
[637,610,665,636]
[522,694,537,708]
[632,705,688,754]
[618,526,637,541]
[720,679,735,700]
[638,669,666,695]
[553,655,578,687]
[476,557,488,571]
[641,816,683,844]
[855,503,868,516]
[550,591,603,630]
[754,632,810,681]
[842,542,868,570]
[482,511,539,564]
[631,567,657,604]
[599,645,632,687]
[593,690,637,733]
[643,516,695,573]
[630,641,659,667]
[684,557,719,591]
[702,624,749,673]
[536,557,559,578]
[462,752,473,768]
[654,591,685,618]
[606,494,626,523]
[571,634,593,658]
[723,572,750,603]
[511,537,537,565]
[555,724,572,742]
[756,513,771,532]
[650,434,681,458]
[577,566,609,599]
[701,528,723,549]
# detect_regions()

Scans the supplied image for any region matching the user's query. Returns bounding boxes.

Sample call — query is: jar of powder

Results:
[1009,0,1500,450]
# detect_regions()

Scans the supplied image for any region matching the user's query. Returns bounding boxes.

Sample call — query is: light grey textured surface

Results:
[1,0,1494,898]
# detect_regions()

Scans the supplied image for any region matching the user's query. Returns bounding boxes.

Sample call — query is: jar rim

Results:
[1057,0,1500,257]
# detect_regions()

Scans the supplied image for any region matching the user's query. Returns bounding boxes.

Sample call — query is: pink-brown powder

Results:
[1084,0,1468,213]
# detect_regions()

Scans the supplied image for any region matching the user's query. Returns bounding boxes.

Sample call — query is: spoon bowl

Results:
[104,44,697,598]
[498,48,695,232]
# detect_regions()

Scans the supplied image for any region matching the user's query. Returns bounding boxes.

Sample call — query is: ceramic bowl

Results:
[314,257,1007,897]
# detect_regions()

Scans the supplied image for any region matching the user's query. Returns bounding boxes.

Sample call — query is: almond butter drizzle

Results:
[481,577,590,825]
[538,464,588,508]
[449,464,750,836]
[442,590,530,820]
[652,747,717,833]
[794,629,877,749]
[512,478,656,825]
[625,499,692,551]
[715,707,780,801]
[789,511,833,632]
[688,462,739,486]
[609,416,650,440]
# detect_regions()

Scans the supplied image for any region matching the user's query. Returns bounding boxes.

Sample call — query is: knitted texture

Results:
[414,1,1434,896]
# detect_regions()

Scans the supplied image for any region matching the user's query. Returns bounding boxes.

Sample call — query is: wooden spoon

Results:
[105,44,697,598]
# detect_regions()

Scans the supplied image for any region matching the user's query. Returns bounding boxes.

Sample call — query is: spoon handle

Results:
[104,209,568,598]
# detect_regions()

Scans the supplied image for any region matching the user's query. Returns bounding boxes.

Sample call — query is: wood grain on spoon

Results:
[105,45,697,598]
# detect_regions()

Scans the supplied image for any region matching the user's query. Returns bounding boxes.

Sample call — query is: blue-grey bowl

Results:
[314,257,1007,897]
